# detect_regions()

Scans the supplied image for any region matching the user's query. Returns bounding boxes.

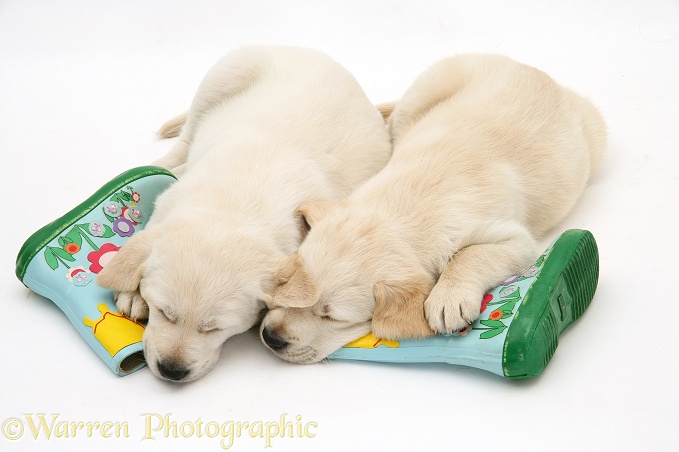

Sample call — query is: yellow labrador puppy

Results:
[96,46,392,382]
[260,54,606,364]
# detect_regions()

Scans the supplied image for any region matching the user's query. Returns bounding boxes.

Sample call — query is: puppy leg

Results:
[97,229,155,321]
[151,110,194,174]
[425,232,536,333]
[115,290,149,321]
[388,57,476,143]
[152,138,190,174]
[151,49,265,175]
[150,68,234,173]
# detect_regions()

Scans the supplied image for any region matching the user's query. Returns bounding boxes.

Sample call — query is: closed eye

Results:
[200,327,221,334]
[158,308,177,324]
[199,320,219,334]
[321,315,341,322]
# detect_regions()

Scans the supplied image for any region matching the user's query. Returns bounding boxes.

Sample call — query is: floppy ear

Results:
[295,210,312,243]
[269,254,319,308]
[372,278,435,340]
[296,200,337,230]
[96,229,156,292]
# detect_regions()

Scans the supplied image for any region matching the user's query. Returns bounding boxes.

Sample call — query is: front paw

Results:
[424,285,482,334]
[114,290,149,321]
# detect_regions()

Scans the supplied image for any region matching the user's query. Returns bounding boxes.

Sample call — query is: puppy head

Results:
[98,219,279,382]
[260,201,434,364]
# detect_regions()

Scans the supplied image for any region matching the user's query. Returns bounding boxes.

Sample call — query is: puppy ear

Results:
[296,200,337,229]
[372,277,435,340]
[270,254,319,308]
[295,210,312,243]
[96,229,156,292]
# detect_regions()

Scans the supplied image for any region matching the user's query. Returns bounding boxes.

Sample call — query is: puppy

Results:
[96,46,392,381]
[260,54,606,364]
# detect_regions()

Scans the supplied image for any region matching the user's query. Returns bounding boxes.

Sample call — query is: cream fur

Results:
[96,46,392,382]
[260,54,606,364]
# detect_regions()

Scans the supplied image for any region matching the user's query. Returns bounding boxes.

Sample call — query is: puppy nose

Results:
[157,361,189,381]
[262,327,288,350]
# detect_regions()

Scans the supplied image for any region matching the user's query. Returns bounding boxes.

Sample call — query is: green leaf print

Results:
[64,226,83,248]
[52,247,76,262]
[479,328,506,339]
[480,319,505,328]
[74,224,99,251]
[499,286,521,299]
[497,299,519,313]
[44,248,59,270]
[101,224,116,238]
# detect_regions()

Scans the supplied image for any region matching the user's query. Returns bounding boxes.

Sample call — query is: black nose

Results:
[157,361,189,381]
[262,327,288,350]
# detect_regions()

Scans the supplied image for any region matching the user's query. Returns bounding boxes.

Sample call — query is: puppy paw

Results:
[114,290,149,321]
[424,285,482,334]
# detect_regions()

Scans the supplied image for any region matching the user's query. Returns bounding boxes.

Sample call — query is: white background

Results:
[2,1,678,450]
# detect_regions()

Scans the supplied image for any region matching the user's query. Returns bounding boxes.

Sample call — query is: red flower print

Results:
[87,243,120,273]
[480,293,493,313]
[65,266,86,282]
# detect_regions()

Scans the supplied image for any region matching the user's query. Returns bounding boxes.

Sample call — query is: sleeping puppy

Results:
[260,54,606,364]
[96,46,392,382]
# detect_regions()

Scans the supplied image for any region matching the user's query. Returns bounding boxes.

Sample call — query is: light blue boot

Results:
[16,166,177,376]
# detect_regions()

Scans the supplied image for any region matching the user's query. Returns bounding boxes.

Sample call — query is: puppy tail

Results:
[376,101,397,123]
[156,112,188,138]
